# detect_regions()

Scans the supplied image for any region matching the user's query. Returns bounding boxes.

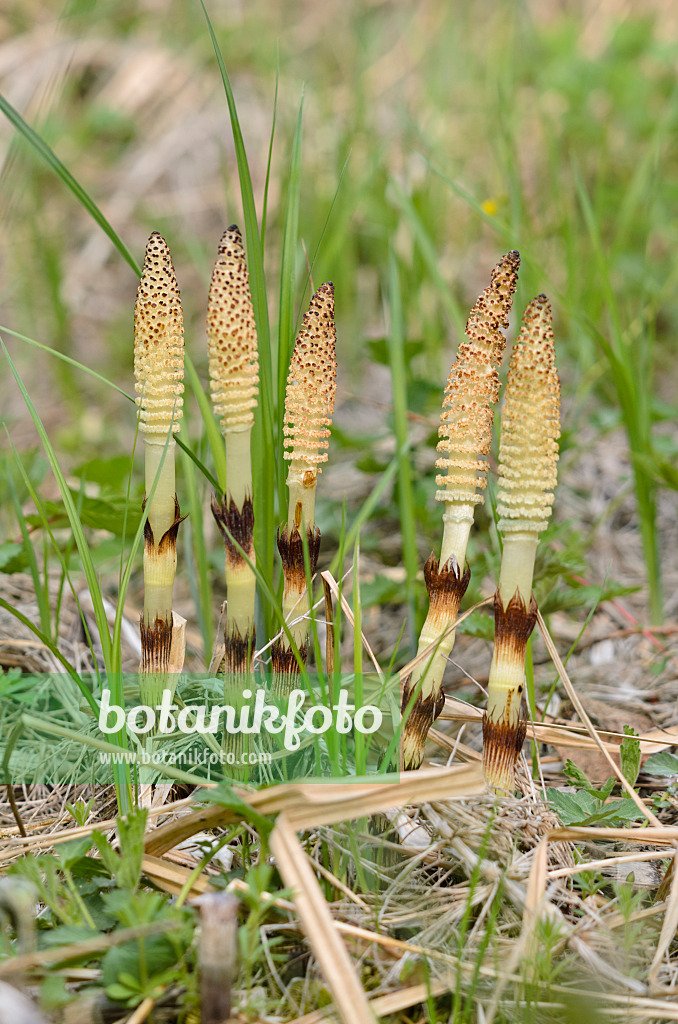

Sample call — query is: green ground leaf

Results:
[620,726,641,787]
[643,752,678,777]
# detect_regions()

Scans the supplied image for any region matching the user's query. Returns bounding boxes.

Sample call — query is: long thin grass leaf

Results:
[0,598,96,714]
[388,178,466,337]
[3,324,220,492]
[327,445,407,580]
[0,92,140,276]
[276,91,305,520]
[7,458,51,637]
[3,342,113,670]
[295,152,351,335]
[184,354,227,491]
[573,168,662,620]
[8,434,106,687]
[0,325,134,400]
[200,0,276,608]
[260,55,279,252]
[387,248,418,651]
[19,714,209,788]
[182,448,213,661]
[6,367,132,808]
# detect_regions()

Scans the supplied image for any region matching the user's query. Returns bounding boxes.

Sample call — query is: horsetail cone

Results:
[401,252,520,771]
[134,233,185,668]
[483,294,560,793]
[283,282,337,530]
[273,283,337,683]
[207,226,259,664]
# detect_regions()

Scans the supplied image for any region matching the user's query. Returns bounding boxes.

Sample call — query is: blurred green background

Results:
[1,0,677,665]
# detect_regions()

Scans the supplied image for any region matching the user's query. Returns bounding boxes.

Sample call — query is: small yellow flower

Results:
[481,197,499,216]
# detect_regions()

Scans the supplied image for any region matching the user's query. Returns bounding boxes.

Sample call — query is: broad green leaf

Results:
[643,752,678,777]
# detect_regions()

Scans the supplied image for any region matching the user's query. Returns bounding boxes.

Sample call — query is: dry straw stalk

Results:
[401,252,520,770]
[483,295,560,793]
[134,232,185,703]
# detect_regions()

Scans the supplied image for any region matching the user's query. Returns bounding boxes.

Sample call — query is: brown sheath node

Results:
[143,495,187,553]
[223,626,256,673]
[270,637,310,676]
[211,493,255,565]
[277,522,321,589]
[400,680,446,770]
[424,552,471,612]
[140,615,173,674]
[482,713,528,793]
[494,589,538,654]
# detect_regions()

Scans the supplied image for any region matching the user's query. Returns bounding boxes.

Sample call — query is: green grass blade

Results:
[295,152,351,334]
[200,0,276,613]
[19,714,209,789]
[7,435,106,686]
[0,325,134,401]
[0,92,140,276]
[573,169,661,621]
[0,598,97,716]
[182,448,214,662]
[387,249,418,652]
[276,91,305,521]
[327,447,405,580]
[174,433,220,493]
[6,458,51,638]
[6,357,132,812]
[3,342,113,670]
[3,324,221,493]
[351,539,366,775]
[388,178,466,338]
[184,354,227,492]
[260,56,279,252]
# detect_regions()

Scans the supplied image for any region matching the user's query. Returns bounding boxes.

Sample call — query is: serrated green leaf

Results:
[547,788,595,825]
[563,759,592,789]
[643,751,678,777]
[620,726,641,787]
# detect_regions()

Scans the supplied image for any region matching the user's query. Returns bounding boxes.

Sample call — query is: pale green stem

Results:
[278,464,317,651]
[282,584,310,651]
[439,504,473,568]
[223,425,256,640]
[497,531,539,610]
[486,645,527,723]
[287,463,317,529]
[485,529,539,778]
[143,436,176,625]
[406,504,472,710]
[225,563,256,639]
[225,427,252,510]
[145,437,176,539]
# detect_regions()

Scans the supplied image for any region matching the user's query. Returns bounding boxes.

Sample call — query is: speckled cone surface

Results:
[273,283,337,692]
[483,294,561,793]
[134,231,184,437]
[207,224,259,433]
[401,252,520,771]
